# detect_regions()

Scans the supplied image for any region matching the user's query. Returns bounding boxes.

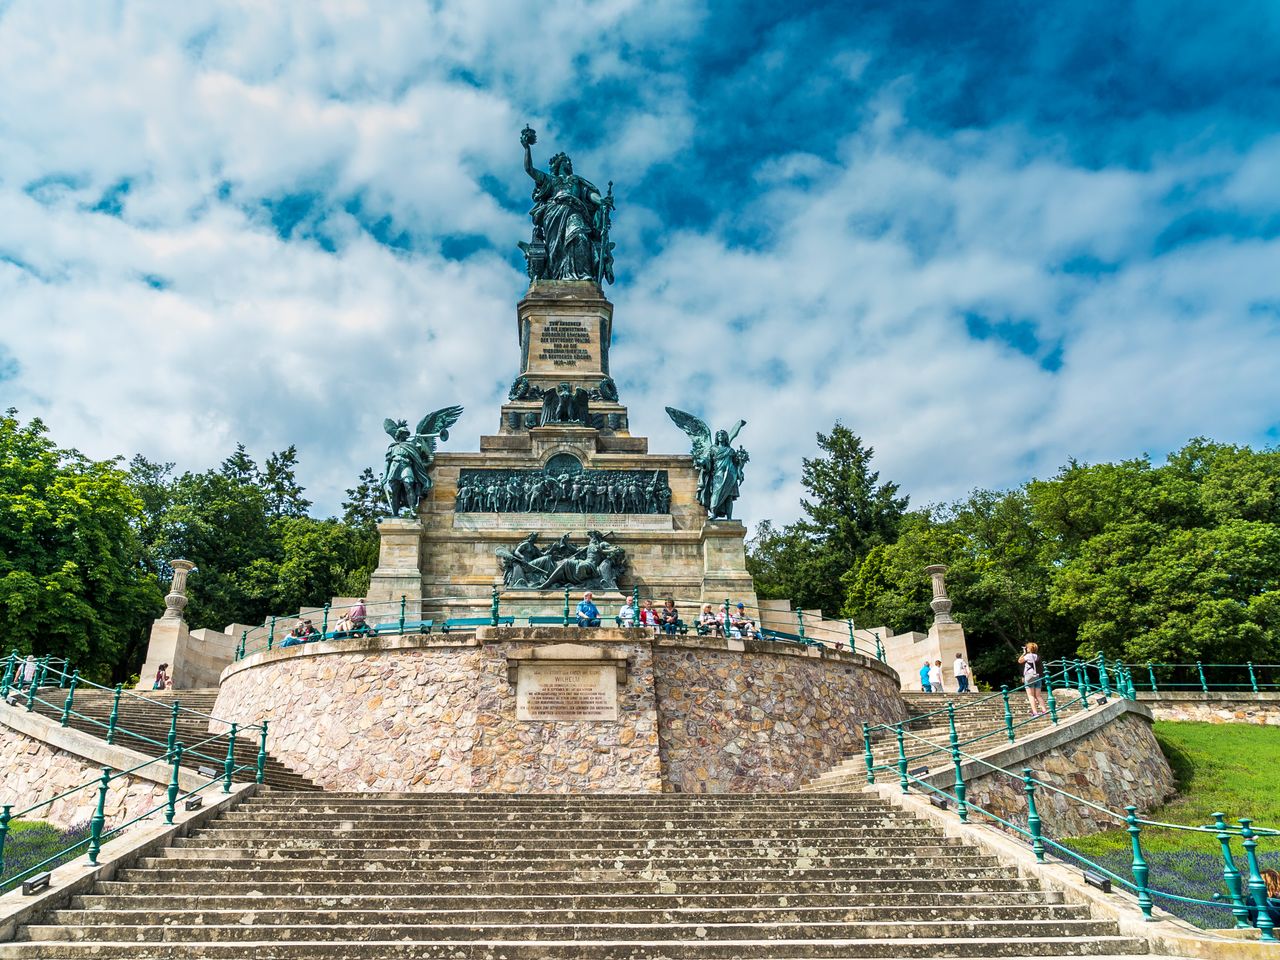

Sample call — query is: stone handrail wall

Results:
[914,698,1175,836]
[1135,690,1280,725]
[213,629,907,793]
[0,702,218,829]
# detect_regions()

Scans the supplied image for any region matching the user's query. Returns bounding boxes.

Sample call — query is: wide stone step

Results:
[23,918,1124,944]
[47,903,1095,927]
[70,889,1068,911]
[0,936,1153,958]
[173,830,956,845]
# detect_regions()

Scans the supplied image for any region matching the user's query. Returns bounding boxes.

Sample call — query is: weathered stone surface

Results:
[212,631,904,794]
[1137,691,1280,725]
[957,710,1175,836]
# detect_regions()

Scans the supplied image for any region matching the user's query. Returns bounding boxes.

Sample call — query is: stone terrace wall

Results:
[0,704,187,830]
[1136,691,1280,725]
[921,700,1174,837]
[655,644,905,792]
[214,631,903,793]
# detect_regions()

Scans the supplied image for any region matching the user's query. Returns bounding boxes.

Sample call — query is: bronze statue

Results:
[380,406,464,517]
[496,530,627,591]
[666,407,750,520]
[518,126,615,284]
[540,381,590,426]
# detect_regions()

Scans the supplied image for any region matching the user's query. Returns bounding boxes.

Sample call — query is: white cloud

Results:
[1,0,1277,540]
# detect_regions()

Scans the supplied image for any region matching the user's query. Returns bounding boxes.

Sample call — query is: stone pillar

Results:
[925,564,954,624]
[137,560,195,689]
[367,518,425,614]
[923,564,971,691]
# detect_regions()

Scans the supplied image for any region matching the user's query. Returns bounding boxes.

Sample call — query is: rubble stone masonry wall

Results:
[213,631,907,793]
[1136,691,1280,725]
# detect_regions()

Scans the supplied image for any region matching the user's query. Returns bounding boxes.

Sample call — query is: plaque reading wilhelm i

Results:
[517,662,617,721]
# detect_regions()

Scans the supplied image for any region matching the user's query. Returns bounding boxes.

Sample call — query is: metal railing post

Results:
[166,702,180,753]
[723,597,730,638]
[1239,818,1276,942]
[60,670,79,726]
[1196,661,1208,693]
[1097,654,1111,701]
[1001,686,1015,742]
[399,595,407,635]
[949,704,968,822]
[1075,660,1089,709]
[25,656,47,712]
[58,661,69,688]
[106,683,122,744]
[1213,812,1251,928]
[256,721,269,784]
[1125,805,1153,919]
[0,804,10,878]
[490,587,500,627]
[1044,671,1059,724]
[846,620,856,653]
[223,722,238,793]
[268,616,277,651]
[87,767,111,864]
[1248,662,1258,694]
[875,632,884,662]
[238,630,247,660]
[1024,769,1045,862]
[796,608,806,640]
[1147,662,1157,692]
[0,650,14,698]
[321,604,330,637]
[863,725,875,784]
[165,744,184,824]
[562,587,571,627]
[633,586,640,616]
[896,727,909,794]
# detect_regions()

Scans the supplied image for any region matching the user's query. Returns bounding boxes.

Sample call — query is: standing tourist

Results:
[954,652,971,693]
[576,592,601,628]
[153,663,170,690]
[919,661,932,692]
[1019,643,1048,716]
[928,660,944,694]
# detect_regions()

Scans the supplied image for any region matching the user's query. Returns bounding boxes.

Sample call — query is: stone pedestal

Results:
[518,280,612,385]
[367,518,425,610]
[136,618,188,690]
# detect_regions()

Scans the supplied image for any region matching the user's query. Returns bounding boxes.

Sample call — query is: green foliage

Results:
[1067,720,1280,855]
[0,410,161,680]
[747,424,907,614]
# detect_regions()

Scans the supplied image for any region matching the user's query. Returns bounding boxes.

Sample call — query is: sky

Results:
[2,0,1279,529]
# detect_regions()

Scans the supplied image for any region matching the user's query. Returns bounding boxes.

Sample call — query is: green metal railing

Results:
[0,727,262,893]
[1,655,265,776]
[864,658,1118,778]
[1114,661,1280,694]
[230,593,888,664]
[886,722,1278,941]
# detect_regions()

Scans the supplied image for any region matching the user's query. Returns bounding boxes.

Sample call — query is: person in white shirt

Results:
[928,660,944,693]
[617,600,637,627]
[954,653,971,693]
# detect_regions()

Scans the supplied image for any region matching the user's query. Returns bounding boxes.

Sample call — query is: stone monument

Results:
[367,128,757,619]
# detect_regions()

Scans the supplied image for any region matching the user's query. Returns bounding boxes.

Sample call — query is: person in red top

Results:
[638,599,661,634]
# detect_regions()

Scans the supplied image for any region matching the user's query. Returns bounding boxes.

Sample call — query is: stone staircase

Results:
[21,686,316,791]
[804,691,1070,792]
[0,791,1166,958]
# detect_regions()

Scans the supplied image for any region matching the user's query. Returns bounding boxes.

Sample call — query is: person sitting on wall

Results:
[729,602,759,639]
[576,591,601,628]
[698,603,721,637]
[301,620,321,642]
[638,599,661,634]
[660,599,680,634]
[617,597,637,627]
[280,625,304,648]
[347,599,371,637]
[1248,869,1280,930]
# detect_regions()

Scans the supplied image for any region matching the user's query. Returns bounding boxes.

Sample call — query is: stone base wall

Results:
[213,630,903,793]
[921,701,1175,837]
[1136,691,1280,725]
[0,704,196,831]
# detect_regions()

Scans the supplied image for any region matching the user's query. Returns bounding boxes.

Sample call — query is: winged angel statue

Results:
[665,407,750,520]
[381,406,464,517]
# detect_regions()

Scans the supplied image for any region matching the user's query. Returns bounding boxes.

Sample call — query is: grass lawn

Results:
[0,820,93,893]
[1062,721,1280,929]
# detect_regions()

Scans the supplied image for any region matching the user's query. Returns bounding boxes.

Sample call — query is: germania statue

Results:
[518,126,615,284]
[666,407,750,521]
[380,406,464,517]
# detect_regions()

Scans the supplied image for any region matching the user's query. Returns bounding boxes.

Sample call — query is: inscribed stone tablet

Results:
[516,662,617,721]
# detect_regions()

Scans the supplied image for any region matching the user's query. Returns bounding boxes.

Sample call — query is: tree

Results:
[0,409,161,679]
[262,445,312,519]
[747,423,908,615]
